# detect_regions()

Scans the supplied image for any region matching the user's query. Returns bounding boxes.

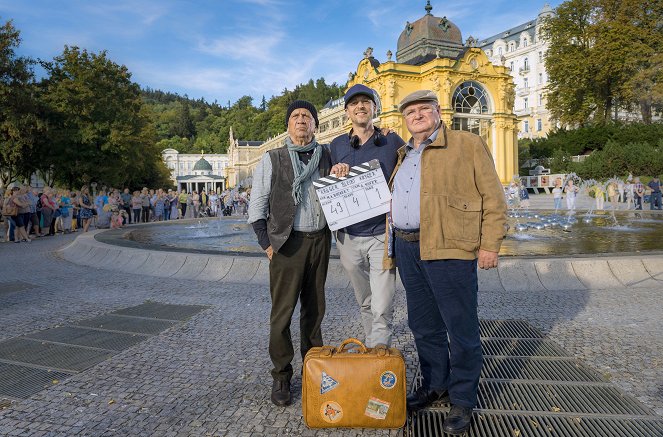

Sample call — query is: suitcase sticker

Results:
[321,401,343,423]
[320,371,339,394]
[365,397,390,420]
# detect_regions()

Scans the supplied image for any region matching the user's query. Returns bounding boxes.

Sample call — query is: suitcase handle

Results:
[336,338,368,354]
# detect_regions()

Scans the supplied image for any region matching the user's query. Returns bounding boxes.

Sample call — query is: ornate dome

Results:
[193,156,213,172]
[396,1,464,65]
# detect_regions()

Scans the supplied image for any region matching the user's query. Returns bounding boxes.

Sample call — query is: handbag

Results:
[2,199,18,217]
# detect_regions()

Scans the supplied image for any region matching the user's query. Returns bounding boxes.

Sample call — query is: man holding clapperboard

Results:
[328,84,405,349]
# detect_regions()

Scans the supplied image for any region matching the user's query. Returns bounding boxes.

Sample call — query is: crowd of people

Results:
[0,184,250,243]
[506,174,663,211]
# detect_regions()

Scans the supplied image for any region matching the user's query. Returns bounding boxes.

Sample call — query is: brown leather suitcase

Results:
[302,338,406,429]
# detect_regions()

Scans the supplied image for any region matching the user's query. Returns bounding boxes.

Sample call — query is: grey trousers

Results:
[336,231,396,347]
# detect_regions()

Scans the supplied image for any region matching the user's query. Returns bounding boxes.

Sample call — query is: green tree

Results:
[0,19,43,186]
[171,101,196,139]
[40,46,169,188]
[542,0,663,124]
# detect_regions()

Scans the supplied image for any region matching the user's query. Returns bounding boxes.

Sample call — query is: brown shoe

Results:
[270,380,291,406]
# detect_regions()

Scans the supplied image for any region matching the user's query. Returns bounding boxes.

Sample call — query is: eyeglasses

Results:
[403,105,436,119]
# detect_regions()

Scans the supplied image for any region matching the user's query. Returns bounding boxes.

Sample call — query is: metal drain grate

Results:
[482,338,568,357]
[482,357,604,382]
[405,319,663,437]
[0,280,37,295]
[479,320,544,339]
[0,338,113,372]
[0,301,209,400]
[111,301,209,321]
[0,362,72,399]
[73,314,177,334]
[25,326,149,351]
[406,410,663,437]
[477,380,652,415]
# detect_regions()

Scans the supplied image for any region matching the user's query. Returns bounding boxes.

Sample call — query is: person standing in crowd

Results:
[552,178,563,210]
[15,186,32,242]
[633,177,645,210]
[41,187,57,236]
[121,188,132,224]
[329,84,404,348]
[78,186,95,232]
[564,179,578,210]
[607,181,618,210]
[248,100,332,407]
[131,191,142,224]
[178,190,188,218]
[647,176,661,210]
[26,186,40,237]
[58,188,72,233]
[140,188,151,223]
[387,90,506,435]
[192,190,200,218]
[209,190,219,217]
[170,190,179,219]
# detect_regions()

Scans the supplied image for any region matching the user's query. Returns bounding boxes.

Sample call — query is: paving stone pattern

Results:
[0,231,661,436]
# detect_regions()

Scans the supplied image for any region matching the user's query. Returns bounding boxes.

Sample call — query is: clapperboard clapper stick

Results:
[313,159,392,231]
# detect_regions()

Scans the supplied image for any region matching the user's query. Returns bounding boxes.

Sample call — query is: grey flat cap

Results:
[398,90,438,112]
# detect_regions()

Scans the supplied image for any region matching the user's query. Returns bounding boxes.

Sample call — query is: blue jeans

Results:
[650,191,662,210]
[554,197,562,210]
[395,237,482,408]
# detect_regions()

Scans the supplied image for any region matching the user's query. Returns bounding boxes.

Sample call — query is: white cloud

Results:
[197,32,285,62]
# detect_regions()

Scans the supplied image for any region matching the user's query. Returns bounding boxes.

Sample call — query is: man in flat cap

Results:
[329,84,404,348]
[248,100,332,406]
[386,90,506,434]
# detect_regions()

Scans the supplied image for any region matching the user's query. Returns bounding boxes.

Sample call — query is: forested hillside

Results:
[142,78,344,155]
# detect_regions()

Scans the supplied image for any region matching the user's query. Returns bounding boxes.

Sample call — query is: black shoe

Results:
[406,386,450,411]
[270,380,291,406]
[442,404,473,435]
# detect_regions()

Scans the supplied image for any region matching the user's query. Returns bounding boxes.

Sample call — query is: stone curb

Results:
[59,230,663,290]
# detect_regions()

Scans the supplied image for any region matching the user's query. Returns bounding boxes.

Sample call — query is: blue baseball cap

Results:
[344,84,376,108]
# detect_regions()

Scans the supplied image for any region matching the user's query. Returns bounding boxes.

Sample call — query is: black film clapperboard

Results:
[313,159,392,231]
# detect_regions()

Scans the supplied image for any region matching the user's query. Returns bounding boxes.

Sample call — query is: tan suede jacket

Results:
[383,126,507,269]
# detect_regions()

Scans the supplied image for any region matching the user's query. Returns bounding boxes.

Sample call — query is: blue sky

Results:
[2,0,560,105]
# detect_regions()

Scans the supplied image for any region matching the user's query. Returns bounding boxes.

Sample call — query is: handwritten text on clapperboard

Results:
[313,159,392,231]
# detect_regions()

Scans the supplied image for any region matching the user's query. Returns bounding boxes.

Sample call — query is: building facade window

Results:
[538,51,543,62]
[537,119,542,131]
[451,81,492,144]
[523,78,529,88]
[524,120,529,133]
[523,58,529,70]
[538,94,543,106]
[538,73,543,84]
[498,47,503,56]
[510,61,514,71]
[524,97,529,108]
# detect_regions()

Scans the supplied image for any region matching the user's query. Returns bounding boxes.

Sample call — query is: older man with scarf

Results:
[248,100,332,406]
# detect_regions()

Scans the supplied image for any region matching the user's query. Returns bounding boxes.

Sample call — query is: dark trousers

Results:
[132,208,141,223]
[650,191,662,210]
[635,195,643,210]
[141,206,150,222]
[123,206,132,223]
[268,229,331,382]
[395,237,482,408]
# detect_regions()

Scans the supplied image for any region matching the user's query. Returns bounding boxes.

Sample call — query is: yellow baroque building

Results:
[226,2,518,186]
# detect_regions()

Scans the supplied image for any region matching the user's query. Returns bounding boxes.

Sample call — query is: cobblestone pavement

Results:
[0,227,661,436]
